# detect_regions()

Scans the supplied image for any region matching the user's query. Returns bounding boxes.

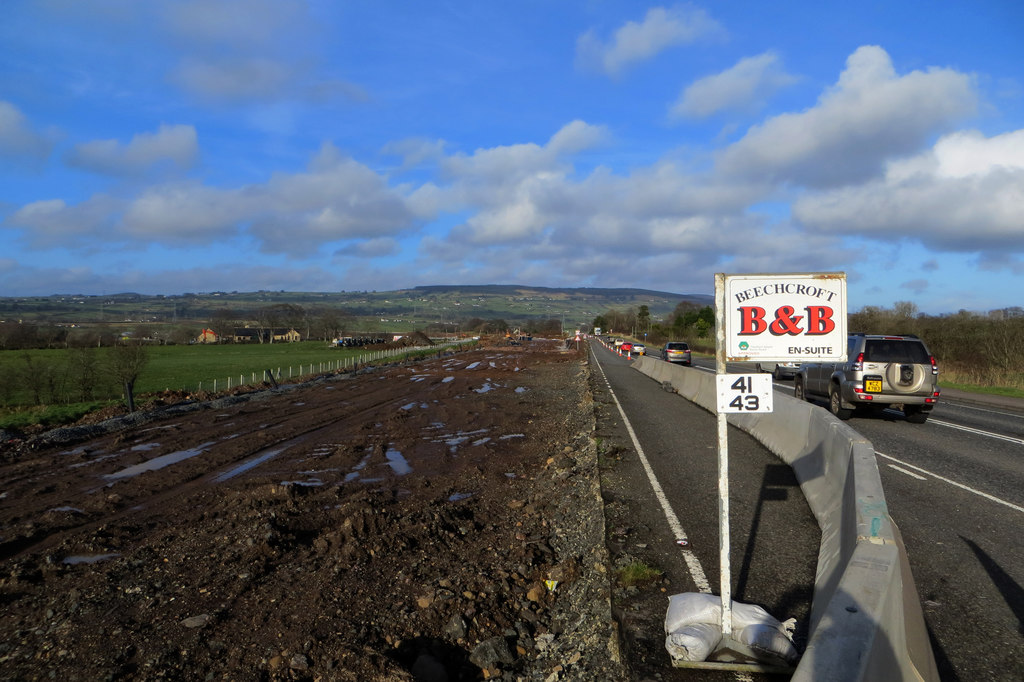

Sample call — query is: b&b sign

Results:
[723,273,847,363]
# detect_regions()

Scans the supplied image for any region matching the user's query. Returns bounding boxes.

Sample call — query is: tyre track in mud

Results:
[0,347,514,563]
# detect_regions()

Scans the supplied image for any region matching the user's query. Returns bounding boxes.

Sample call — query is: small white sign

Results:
[716,374,774,413]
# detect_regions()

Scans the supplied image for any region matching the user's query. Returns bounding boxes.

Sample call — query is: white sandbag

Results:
[664,593,798,664]
[665,623,723,663]
[664,592,722,632]
[736,623,799,663]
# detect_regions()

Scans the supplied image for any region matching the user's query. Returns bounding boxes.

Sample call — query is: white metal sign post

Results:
[712,272,846,653]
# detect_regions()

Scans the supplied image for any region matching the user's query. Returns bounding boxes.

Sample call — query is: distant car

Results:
[620,342,633,354]
[613,339,624,348]
[632,343,646,356]
[756,361,801,380]
[662,341,691,366]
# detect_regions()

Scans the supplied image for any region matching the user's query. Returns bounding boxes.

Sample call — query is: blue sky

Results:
[1,1,1022,314]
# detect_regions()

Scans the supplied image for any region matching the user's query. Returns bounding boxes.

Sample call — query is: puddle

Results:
[105,442,216,481]
[474,383,494,394]
[281,479,324,487]
[448,492,474,502]
[130,442,162,452]
[385,447,412,475]
[466,362,481,370]
[63,553,121,565]
[68,453,120,469]
[471,437,491,446]
[213,447,286,483]
[344,453,373,482]
[442,376,455,383]
[400,402,417,411]
[499,434,525,440]
[49,506,85,514]
[515,387,528,393]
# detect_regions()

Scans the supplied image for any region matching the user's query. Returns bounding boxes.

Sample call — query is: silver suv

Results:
[793,333,940,423]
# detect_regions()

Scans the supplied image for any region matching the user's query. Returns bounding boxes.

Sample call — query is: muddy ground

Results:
[0,339,637,681]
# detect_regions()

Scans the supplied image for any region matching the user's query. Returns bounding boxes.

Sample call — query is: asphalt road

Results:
[588,343,819,679]
[673,352,1024,681]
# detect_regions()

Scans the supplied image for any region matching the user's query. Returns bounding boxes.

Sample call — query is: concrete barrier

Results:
[632,355,938,681]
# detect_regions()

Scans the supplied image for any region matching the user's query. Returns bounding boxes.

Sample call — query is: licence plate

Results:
[864,379,882,393]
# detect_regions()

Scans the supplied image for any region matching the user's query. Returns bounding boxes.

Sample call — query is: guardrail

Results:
[630,354,939,682]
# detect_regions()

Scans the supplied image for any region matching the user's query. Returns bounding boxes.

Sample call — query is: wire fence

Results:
[194,339,475,393]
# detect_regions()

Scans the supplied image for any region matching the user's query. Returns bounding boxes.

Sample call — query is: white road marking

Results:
[591,346,712,593]
[942,401,1024,420]
[927,418,1024,446]
[888,464,927,481]
[876,451,1024,514]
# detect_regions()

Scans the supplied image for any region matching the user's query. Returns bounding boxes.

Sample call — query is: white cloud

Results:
[381,137,448,171]
[171,57,294,101]
[672,52,798,119]
[8,195,122,249]
[162,0,298,49]
[576,5,724,77]
[0,100,52,162]
[717,46,977,187]
[66,124,198,175]
[160,0,363,104]
[334,238,400,259]
[7,142,416,256]
[793,128,1024,256]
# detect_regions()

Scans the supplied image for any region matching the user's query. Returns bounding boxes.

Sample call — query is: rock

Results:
[180,614,211,628]
[468,636,515,669]
[444,614,466,640]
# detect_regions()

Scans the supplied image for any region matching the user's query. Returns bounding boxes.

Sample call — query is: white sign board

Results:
[723,273,847,362]
[716,374,774,413]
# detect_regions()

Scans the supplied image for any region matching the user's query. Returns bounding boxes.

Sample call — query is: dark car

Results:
[662,341,691,366]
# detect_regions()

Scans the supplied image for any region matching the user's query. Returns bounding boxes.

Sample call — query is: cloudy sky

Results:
[1,1,1022,314]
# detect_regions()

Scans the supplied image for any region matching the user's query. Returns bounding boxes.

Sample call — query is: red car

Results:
[620,342,633,353]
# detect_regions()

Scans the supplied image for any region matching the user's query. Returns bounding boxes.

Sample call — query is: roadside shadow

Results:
[962,535,1024,634]
[735,463,801,605]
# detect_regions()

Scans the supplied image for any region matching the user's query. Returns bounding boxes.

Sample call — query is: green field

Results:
[0,340,461,430]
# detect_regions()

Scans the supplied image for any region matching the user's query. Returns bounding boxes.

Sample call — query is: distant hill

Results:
[411,284,712,303]
[0,285,713,330]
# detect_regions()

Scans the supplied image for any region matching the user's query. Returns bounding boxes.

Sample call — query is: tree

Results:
[109,341,149,413]
[637,305,651,335]
[209,308,236,341]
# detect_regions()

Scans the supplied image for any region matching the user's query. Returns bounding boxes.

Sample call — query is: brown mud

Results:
[0,339,625,681]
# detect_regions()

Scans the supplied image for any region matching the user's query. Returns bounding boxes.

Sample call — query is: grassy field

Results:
[0,340,459,430]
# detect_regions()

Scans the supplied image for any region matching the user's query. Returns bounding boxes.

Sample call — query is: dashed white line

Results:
[876,451,1024,514]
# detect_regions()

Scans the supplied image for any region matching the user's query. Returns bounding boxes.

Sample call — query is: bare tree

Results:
[69,347,102,402]
[209,308,236,341]
[109,342,149,413]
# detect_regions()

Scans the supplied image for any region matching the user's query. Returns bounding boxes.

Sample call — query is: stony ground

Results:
[0,338,631,681]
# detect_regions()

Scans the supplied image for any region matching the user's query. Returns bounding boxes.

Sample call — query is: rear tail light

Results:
[930,356,938,375]
[851,352,864,371]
